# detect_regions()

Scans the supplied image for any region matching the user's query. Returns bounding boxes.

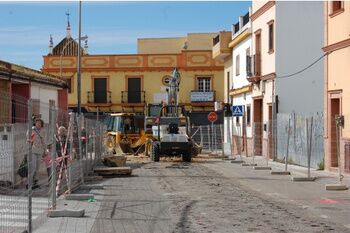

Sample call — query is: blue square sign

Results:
[232,105,244,117]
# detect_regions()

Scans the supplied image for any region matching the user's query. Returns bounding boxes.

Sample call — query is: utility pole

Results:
[77,0,82,115]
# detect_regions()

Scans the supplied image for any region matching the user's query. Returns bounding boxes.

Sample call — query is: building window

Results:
[66,78,72,93]
[197,77,211,92]
[246,105,251,126]
[331,1,343,15]
[236,55,240,76]
[268,21,274,53]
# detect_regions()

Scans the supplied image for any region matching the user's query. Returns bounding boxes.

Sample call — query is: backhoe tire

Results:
[182,149,192,162]
[152,142,160,162]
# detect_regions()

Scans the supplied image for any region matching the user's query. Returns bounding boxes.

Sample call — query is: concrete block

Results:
[65,194,94,201]
[48,209,85,218]
[242,163,257,167]
[94,166,132,176]
[291,176,316,182]
[79,184,104,190]
[231,160,244,164]
[222,158,236,161]
[325,184,349,191]
[271,171,291,175]
[253,166,272,170]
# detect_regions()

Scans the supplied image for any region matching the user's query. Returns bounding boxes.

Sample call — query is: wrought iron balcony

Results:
[190,90,216,103]
[87,91,112,104]
[246,54,262,83]
[121,91,146,104]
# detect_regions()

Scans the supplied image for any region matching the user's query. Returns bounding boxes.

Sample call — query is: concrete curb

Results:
[65,194,94,200]
[242,163,257,167]
[253,166,272,170]
[325,184,349,191]
[291,177,316,182]
[231,160,244,164]
[48,209,85,218]
[271,171,291,175]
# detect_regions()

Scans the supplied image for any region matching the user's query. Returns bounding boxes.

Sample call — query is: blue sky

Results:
[0,1,251,70]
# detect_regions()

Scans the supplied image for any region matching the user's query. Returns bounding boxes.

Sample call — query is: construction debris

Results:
[103,154,127,167]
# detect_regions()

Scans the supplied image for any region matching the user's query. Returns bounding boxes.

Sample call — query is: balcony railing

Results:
[87,91,112,104]
[246,54,261,82]
[190,90,216,103]
[121,91,146,104]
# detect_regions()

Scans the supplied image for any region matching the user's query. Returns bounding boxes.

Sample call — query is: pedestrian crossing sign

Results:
[232,105,244,116]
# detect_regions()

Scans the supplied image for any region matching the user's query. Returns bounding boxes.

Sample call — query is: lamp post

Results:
[77,0,82,115]
[59,35,88,78]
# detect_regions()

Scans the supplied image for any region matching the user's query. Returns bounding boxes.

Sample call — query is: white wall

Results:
[31,84,58,123]
[275,1,324,114]
[231,35,253,138]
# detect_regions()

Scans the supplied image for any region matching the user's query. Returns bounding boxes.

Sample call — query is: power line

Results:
[277,52,330,79]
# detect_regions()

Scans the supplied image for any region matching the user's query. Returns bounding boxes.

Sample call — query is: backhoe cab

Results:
[104,113,148,154]
[151,105,193,162]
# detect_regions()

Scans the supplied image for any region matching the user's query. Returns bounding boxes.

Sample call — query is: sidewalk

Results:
[202,155,350,230]
[34,183,105,233]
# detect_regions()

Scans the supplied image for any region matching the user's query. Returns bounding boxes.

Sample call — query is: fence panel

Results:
[0,92,105,233]
[276,113,324,168]
[191,124,224,155]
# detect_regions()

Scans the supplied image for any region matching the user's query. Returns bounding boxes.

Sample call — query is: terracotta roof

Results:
[0,60,67,88]
[51,37,86,56]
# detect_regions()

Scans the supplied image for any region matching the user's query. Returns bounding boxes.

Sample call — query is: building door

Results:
[128,78,141,103]
[94,78,107,103]
[330,98,340,167]
[268,105,273,159]
[253,98,263,156]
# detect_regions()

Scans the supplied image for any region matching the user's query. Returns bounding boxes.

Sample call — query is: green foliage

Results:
[317,158,325,170]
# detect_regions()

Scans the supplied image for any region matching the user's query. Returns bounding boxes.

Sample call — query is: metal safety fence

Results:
[190,124,224,155]
[276,113,324,169]
[0,93,105,233]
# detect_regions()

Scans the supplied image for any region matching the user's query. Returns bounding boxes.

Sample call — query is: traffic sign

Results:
[208,111,218,122]
[232,105,244,117]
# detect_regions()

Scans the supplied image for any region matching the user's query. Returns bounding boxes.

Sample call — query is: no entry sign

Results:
[208,112,218,123]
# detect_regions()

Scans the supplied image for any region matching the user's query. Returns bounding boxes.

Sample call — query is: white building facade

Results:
[230,12,253,156]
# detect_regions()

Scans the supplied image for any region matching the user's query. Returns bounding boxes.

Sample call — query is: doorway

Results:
[94,78,107,103]
[330,98,340,167]
[253,98,263,156]
[128,77,141,103]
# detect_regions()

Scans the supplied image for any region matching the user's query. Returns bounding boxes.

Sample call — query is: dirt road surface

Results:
[88,157,350,233]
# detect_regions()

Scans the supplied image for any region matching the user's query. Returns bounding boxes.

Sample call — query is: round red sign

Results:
[208,112,218,122]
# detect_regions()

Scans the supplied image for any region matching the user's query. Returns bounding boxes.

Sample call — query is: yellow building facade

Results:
[42,32,224,117]
[323,1,350,173]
